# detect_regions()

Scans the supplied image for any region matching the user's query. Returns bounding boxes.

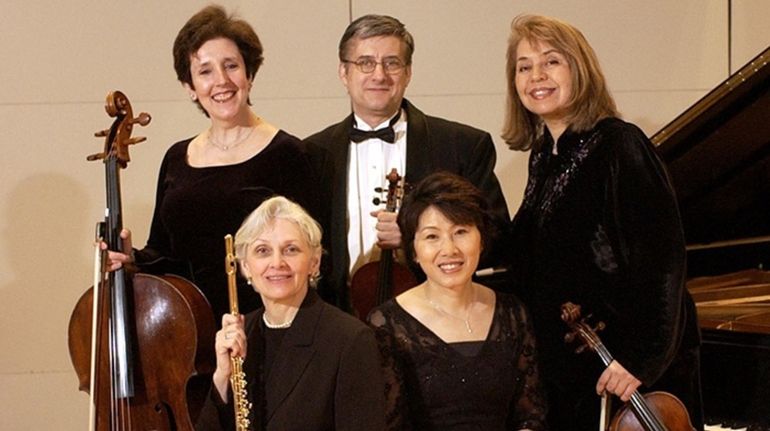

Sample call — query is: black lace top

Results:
[368,291,547,431]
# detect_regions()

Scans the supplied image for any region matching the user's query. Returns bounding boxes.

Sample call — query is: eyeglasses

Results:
[342,56,407,74]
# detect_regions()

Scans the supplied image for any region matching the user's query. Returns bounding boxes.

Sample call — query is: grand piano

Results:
[652,46,770,429]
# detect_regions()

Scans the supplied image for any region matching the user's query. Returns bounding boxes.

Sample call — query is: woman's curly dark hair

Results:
[173,5,263,115]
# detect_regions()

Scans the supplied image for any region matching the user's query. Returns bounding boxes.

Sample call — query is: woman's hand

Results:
[212,313,247,401]
[596,360,642,402]
[99,228,134,271]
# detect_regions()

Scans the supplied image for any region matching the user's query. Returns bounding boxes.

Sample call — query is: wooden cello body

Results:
[68,274,216,429]
[350,168,416,318]
[561,302,696,431]
[67,91,215,430]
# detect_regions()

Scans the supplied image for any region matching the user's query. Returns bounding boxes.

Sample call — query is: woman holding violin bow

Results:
[503,14,703,430]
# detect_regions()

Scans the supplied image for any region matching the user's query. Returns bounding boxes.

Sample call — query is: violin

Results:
[561,302,695,431]
[350,168,417,318]
[67,91,216,430]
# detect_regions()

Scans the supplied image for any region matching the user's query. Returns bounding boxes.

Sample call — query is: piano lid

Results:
[652,46,770,248]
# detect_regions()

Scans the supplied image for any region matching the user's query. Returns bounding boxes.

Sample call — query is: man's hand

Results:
[371,210,401,249]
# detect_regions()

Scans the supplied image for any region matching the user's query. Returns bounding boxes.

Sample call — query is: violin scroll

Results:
[372,169,407,209]
[561,301,606,355]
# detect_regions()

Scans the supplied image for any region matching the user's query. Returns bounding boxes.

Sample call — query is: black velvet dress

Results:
[368,291,547,431]
[508,117,703,430]
[135,131,329,319]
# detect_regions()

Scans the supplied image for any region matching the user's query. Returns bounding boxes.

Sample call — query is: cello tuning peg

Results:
[94,129,109,138]
[564,332,575,343]
[132,112,151,127]
[86,152,106,161]
[372,197,382,205]
[575,345,588,355]
[125,136,147,146]
[374,187,384,193]
[594,322,606,332]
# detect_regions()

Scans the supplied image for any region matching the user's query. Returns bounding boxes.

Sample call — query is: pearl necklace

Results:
[207,125,255,151]
[425,286,476,333]
[262,313,293,329]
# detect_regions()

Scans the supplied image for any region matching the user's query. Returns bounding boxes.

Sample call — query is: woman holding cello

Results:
[102,5,331,319]
[72,5,332,427]
[503,14,703,430]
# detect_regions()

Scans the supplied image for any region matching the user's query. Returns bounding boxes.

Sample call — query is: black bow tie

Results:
[350,111,401,143]
[350,127,395,143]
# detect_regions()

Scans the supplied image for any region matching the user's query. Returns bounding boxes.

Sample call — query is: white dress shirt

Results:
[347,110,407,275]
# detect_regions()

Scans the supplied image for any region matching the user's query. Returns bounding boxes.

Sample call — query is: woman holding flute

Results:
[196,196,386,431]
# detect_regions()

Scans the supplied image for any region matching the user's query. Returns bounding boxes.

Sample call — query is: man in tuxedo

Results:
[306,14,509,312]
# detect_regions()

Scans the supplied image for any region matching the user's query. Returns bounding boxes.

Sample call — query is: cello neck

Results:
[102,105,135,401]
[90,91,151,404]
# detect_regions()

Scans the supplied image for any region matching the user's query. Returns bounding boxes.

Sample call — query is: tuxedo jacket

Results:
[195,290,386,431]
[305,99,510,311]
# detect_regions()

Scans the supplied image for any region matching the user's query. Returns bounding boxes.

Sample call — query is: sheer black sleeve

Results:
[503,296,548,430]
[367,309,413,431]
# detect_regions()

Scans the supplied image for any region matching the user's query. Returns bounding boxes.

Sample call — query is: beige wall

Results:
[1,1,768,428]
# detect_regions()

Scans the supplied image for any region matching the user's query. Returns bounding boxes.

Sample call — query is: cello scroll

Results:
[87,90,151,164]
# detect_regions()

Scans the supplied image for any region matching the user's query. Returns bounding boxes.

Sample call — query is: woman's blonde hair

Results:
[234,196,323,275]
[502,14,618,151]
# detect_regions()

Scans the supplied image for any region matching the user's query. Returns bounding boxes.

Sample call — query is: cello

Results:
[68,91,216,430]
[350,168,417,318]
[561,302,695,431]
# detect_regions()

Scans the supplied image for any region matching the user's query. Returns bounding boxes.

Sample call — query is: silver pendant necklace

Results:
[425,285,475,333]
[207,125,255,151]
